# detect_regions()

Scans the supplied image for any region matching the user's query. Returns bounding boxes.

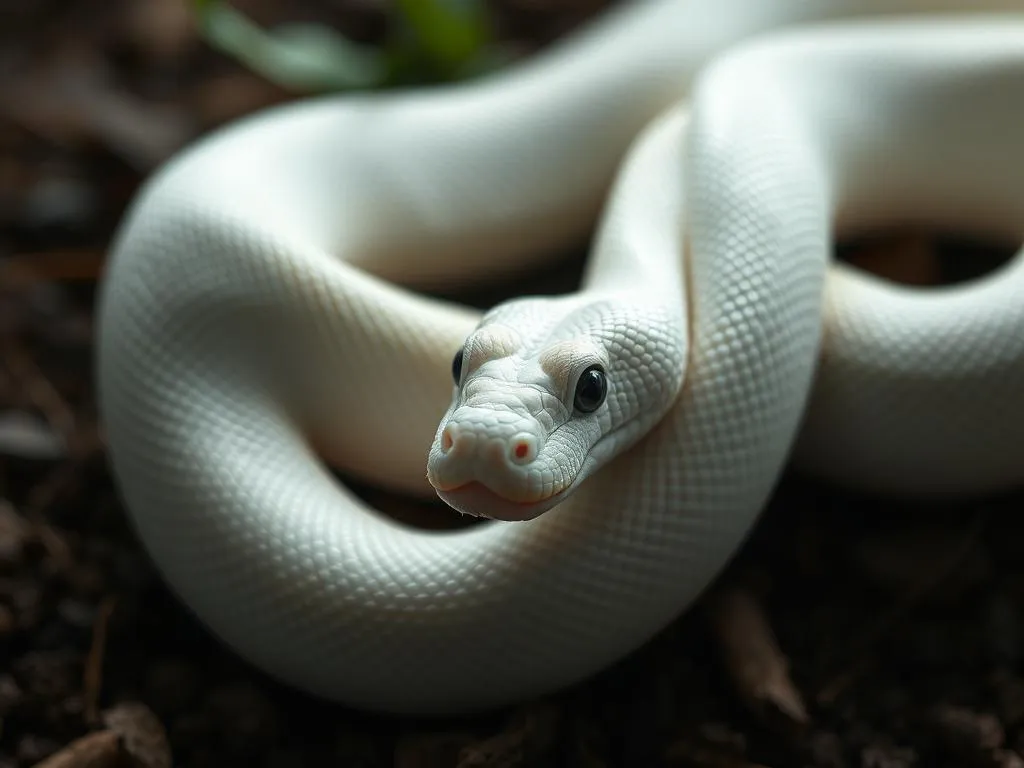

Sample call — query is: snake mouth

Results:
[436,482,568,521]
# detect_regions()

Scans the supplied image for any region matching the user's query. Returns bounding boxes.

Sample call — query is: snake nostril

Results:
[441,427,455,453]
[509,435,537,465]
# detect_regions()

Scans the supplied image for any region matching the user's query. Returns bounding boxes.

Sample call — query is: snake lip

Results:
[436,482,567,522]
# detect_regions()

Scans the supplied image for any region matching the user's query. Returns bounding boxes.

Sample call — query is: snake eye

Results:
[451,348,464,385]
[573,365,607,413]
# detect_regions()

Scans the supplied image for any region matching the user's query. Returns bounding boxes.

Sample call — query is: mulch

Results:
[1,1,1022,766]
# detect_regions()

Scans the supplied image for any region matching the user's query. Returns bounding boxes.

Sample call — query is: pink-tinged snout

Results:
[439,422,539,467]
[427,405,558,519]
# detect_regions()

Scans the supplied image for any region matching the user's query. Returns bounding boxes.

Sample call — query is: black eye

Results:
[573,365,607,413]
[451,348,464,385]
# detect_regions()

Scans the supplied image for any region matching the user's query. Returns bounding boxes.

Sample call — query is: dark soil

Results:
[0,1,1022,766]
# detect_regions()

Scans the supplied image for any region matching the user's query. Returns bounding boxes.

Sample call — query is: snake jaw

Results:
[434,481,569,521]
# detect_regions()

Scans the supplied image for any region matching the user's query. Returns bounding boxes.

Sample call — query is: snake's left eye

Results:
[451,348,464,385]
[573,365,607,413]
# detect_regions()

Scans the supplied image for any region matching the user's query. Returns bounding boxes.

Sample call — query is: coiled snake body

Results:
[98,0,1024,713]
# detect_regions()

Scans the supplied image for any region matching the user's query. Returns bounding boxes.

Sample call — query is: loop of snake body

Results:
[97,0,1024,714]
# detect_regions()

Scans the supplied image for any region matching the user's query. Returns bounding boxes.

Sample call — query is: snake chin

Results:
[436,481,569,521]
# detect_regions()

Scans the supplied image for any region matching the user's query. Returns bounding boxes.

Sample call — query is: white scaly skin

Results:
[97,0,1024,714]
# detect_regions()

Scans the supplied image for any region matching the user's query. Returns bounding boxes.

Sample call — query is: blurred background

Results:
[0,2,1022,767]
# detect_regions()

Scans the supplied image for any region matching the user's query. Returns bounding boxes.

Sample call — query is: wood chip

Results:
[30,729,122,768]
[395,731,476,768]
[456,704,561,768]
[995,750,1024,768]
[83,597,116,723]
[101,701,172,768]
[0,411,67,460]
[706,585,809,731]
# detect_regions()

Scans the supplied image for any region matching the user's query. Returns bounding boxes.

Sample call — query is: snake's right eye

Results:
[451,348,464,385]
[573,365,607,413]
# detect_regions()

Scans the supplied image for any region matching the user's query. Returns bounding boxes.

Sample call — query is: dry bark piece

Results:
[102,701,172,768]
[394,731,476,768]
[995,750,1024,768]
[0,411,67,460]
[29,729,122,768]
[83,597,115,722]
[665,723,757,767]
[706,585,809,731]
[456,704,561,768]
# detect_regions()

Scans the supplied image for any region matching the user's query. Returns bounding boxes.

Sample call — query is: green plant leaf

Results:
[190,0,502,93]
[394,0,492,73]
[194,2,387,92]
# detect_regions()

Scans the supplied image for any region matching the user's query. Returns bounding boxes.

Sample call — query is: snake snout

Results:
[427,406,554,509]
[440,424,538,466]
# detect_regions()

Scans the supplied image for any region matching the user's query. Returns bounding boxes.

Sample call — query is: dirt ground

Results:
[1,1,1022,766]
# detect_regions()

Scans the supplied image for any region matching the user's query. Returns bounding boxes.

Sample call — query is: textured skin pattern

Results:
[97,0,1024,714]
[427,294,688,518]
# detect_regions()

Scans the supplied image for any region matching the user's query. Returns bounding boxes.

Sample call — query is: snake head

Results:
[426,295,686,521]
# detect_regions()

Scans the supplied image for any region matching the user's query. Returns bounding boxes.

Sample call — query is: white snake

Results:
[97,0,1024,714]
